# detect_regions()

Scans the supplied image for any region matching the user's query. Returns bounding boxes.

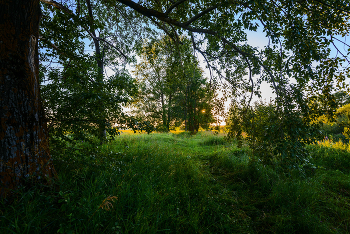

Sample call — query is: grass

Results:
[1,132,350,233]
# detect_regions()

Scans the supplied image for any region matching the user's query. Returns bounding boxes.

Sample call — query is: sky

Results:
[195,25,350,125]
[194,28,275,125]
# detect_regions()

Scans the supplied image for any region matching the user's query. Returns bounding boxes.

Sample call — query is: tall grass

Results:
[1,132,350,233]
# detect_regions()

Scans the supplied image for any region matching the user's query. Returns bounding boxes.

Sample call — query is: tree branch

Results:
[165,0,188,16]
[116,0,214,34]
[332,36,350,48]
[313,0,350,14]
[220,37,280,99]
[40,0,72,14]
[39,36,62,54]
[184,4,220,26]
[190,34,214,83]
[147,16,180,44]
[41,0,128,60]
[117,0,279,97]
[330,37,350,64]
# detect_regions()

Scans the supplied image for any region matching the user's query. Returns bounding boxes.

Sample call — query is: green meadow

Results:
[1,132,350,233]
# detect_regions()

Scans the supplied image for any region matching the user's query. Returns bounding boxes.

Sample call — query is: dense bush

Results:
[226,99,322,168]
[321,122,344,136]
[307,142,350,172]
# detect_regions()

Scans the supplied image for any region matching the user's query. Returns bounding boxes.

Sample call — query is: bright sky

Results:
[197,26,350,125]
[194,28,275,125]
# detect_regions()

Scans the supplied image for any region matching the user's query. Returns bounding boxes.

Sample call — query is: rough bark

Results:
[0,0,55,196]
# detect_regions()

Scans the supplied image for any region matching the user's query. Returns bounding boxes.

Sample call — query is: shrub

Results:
[226,98,322,168]
[307,143,350,172]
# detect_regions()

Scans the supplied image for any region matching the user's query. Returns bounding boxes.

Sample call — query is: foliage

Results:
[225,101,244,147]
[42,67,136,142]
[307,140,350,173]
[116,0,350,102]
[320,119,344,136]
[133,35,215,133]
[334,91,350,107]
[315,96,350,143]
[226,98,323,168]
[122,116,156,134]
[39,1,139,143]
[335,103,350,140]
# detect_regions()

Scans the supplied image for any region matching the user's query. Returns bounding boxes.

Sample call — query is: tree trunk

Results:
[184,85,189,131]
[0,0,55,196]
[86,0,107,142]
[160,92,167,131]
[167,94,172,131]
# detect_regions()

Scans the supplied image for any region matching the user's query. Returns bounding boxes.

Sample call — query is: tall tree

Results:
[39,0,139,142]
[133,35,214,132]
[0,0,55,196]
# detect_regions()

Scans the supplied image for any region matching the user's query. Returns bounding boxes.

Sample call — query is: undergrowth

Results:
[1,132,350,233]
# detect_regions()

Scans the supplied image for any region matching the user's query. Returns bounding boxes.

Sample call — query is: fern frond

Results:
[89,195,118,221]
[99,195,118,211]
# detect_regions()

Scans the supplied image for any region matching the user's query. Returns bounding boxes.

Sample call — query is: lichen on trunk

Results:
[0,0,55,197]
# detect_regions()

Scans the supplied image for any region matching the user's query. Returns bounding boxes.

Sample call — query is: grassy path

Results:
[1,132,350,233]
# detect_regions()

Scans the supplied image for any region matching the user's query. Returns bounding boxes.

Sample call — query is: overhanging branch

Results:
[41,0,128,60]
[115,0,280,97]
[40,0,72,14]
[165,0,188,16]
[184,4,220,26]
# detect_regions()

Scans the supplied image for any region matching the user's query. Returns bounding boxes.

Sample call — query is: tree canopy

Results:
[43,0,350,99]
[111,0,350,98]
[39,0,142,142]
